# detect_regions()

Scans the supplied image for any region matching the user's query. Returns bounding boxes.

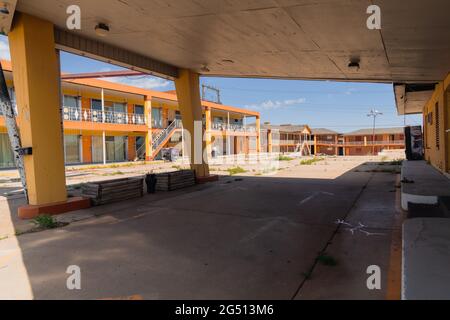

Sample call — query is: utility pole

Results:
[367,109,383,155]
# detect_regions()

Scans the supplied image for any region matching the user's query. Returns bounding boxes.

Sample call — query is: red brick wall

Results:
[316,145,336,155]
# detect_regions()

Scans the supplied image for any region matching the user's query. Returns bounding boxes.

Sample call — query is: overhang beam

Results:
[61,70,145,80]
[54,27,179,80]
[394,83,436,116]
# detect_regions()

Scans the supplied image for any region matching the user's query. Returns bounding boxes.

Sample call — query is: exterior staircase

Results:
[136,143,146,160]
[150,119,182,160]
[295,141,312,156]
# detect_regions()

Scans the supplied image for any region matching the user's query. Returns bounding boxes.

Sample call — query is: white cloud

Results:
[0,37,10,61]
[344,87,357,95]
[245,97,306,110]
[107,76,172,90]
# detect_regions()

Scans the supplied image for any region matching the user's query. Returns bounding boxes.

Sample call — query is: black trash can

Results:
[145,173,157,194]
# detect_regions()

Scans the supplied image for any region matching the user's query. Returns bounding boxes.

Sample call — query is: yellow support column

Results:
[205,107,212,158]
[174,69,210,178]
[144,98,153,160]
[314,135,317,155]
[335,135,339,156]
[8,13,67,206]
[256,116,261,153]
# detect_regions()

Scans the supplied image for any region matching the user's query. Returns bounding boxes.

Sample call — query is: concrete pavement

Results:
[0,157,402,299]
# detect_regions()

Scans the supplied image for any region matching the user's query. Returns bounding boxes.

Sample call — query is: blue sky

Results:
[0,36,421,133]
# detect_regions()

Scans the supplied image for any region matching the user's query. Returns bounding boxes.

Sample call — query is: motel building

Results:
[260,124,405,157]
[341,128,405,156]
[311,128,342,156]
[259,123,312,155]
[311,127,405,156]
[0,61,260,169]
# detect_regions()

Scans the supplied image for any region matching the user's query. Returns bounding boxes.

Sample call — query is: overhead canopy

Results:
[394,83,436,115]
[10,0,450,83]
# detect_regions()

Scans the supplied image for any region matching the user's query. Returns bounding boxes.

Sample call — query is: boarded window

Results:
[64,135,81,164]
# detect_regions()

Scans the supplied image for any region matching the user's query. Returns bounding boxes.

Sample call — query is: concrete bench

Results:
[401,160,450,210]
[403,218,450,300]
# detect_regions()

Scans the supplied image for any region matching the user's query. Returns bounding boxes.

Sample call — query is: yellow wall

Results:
[423,76,450,173]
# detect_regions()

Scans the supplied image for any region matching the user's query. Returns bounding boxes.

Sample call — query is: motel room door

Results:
[92,136,103,163]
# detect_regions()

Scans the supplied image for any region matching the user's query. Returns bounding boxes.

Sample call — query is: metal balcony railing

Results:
[316,140,338,145]
[316,140,404,146]
[211,122,256,133]
[371,140,405,145]
[62,107,146,125]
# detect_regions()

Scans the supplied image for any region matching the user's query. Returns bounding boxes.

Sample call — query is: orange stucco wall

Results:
[81,97,90,111]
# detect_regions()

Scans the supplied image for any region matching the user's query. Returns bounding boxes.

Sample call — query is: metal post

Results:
[181,122,185,162]
[372,116,376,155]
[0,63,28,201]
[101,88,106,164]
[56,50,65,163]
[227,112,230,155]
[367,109,382,156]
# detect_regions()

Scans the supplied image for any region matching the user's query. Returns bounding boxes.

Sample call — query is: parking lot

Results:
[0,156,403,299]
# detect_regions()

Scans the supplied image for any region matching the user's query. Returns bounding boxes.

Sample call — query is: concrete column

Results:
[144,98,153,160]
[313,135,317,155]
[256,116,261,153]
[227,112,231,155]
[101,88,106,165]
[245,136,250,154]
[8,13,67,205]
[335,135,339,155]
[102,131,106,164]
[174,69,209,177]
[162,107,168,128]
[205,106,212,157]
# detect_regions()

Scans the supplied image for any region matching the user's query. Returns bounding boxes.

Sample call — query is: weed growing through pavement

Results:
[300,157,325,165]
[32,215,58,229]
[227,166,247,176]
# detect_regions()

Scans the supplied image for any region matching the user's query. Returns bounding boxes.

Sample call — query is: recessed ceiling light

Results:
[348,59,360,71]
[95,23,110,37]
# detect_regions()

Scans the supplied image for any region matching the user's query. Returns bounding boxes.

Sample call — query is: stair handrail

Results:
[152,119,181,150]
